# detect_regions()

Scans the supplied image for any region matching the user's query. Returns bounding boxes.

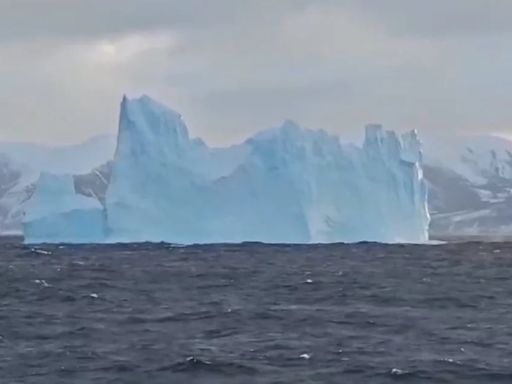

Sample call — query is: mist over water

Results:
[2,238,512,383]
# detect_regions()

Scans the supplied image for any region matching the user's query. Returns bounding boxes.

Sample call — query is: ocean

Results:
[1,238,512,383]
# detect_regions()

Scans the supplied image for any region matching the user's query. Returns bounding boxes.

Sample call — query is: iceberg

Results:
[23,95,430,244]
[23,173,106,243]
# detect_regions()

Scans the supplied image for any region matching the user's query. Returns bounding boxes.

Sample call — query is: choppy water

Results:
[2,238,512,383]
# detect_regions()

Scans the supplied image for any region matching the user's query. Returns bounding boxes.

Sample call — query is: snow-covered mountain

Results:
[22,95,429,244]
[0,136,116,234]
[0,155,33,234]
[424,134,512,238]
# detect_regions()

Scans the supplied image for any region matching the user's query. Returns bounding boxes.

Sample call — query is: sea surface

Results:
[1,238,512,383]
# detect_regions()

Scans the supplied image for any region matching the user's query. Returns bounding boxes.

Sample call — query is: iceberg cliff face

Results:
[359,125,428,242]
[23,95,429,244]
[105,96,247,243]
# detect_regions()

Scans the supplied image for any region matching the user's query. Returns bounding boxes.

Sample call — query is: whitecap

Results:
[390,368,407,376]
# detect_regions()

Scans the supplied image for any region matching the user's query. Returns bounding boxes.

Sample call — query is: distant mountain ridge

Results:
[0,136,116,234]
[0,135,117,175]
[424,135,512,238]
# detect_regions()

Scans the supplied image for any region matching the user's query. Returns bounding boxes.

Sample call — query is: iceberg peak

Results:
[117,95,191,164]
[280,119,301,131]
[119,95,187,140]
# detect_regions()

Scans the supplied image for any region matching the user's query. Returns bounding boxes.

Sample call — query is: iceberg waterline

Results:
[22,95,430,244]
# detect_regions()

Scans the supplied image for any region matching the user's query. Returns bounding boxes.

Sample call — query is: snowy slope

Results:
[424,134,512,237]
[424,134,512,184]
[0,135,116,234]
[24,95,429,244]
[0,155,34,234]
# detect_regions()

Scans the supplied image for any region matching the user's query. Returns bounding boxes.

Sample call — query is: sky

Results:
[1,0,511,146]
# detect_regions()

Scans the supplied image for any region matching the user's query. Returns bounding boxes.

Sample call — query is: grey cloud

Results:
[0,0,214,40]
[0,1,511,145]
[2,0,512,42]
[349,0,512,37]
[0,0,309,41]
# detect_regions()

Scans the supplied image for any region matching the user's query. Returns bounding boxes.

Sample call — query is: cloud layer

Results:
[1,0,511,145]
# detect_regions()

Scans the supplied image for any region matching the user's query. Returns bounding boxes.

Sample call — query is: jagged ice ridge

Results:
[23,95,430,244]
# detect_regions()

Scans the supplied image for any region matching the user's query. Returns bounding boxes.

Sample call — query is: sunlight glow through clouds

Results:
[89,32,181,65]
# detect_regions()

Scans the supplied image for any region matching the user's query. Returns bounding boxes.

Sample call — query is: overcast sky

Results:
[1,0,511,146]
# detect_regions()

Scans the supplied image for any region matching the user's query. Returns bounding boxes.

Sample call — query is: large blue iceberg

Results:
[22,173,106,243]
[23,95,430,244]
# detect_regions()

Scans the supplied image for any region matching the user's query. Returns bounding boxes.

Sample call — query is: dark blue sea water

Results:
[1,238,512,383]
